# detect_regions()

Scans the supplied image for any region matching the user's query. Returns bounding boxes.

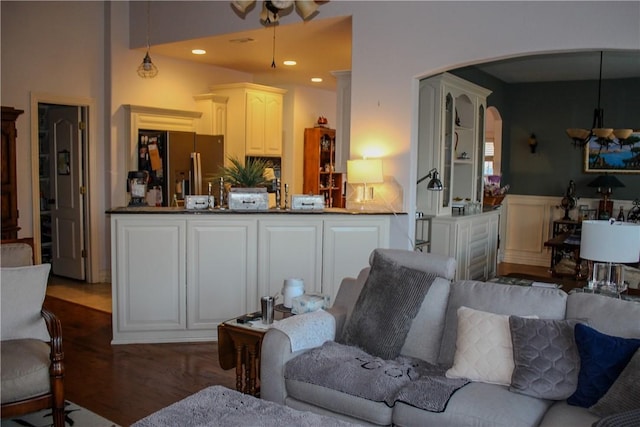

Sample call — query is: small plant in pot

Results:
[217,156,271,190]
[217,156,273,210]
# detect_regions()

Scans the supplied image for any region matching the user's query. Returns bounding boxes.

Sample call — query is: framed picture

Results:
[584,209,597,220]
[578,205,590,220]
[584,132,640,173]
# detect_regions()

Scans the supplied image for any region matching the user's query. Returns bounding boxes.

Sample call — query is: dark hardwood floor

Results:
[42,297,236,426]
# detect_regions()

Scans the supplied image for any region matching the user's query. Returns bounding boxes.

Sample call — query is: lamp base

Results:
[598,200,613,219]
[588,262,625,293]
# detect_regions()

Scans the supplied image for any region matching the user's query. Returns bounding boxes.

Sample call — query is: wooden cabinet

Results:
[303,127,344,208]
[1,106,24,239]
[417,73,491,217]
[110,212,394,344]
[431,210,500,280]
[202,83,286,161]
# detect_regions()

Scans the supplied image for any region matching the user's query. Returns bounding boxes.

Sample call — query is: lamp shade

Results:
[347,159,383,184]
[580,220,640,263]
[587,174,625,189]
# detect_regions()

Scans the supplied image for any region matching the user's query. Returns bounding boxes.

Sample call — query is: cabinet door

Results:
[246,91,266,155]
[264,93,283,156]
[322,218,390,303]
[187,219,258,329]
[258,218,323,299]
[112,217,186,333]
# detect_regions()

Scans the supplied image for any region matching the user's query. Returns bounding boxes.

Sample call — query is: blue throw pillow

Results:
[567,323,640,408]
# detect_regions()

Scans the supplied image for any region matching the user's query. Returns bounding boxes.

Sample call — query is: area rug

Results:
[1,401,119,427]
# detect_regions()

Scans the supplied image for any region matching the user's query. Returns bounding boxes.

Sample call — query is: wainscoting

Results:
[499,194,635,267]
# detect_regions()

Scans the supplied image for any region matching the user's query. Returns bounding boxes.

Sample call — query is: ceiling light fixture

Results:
[231,1,320,25]
[311,77,323,83]
[192,49,207,55]
[283,60,297,66]
[566,51,633,147]
[137,1,158,78]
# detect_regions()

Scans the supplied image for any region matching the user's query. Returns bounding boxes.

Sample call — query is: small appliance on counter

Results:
[127,170,149,207]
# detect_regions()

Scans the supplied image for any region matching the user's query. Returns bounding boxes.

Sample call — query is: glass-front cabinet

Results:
[417,73,491,217]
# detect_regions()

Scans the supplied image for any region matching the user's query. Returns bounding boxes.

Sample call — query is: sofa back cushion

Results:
[438,280,568,366]
[566,292,640,339]
[400,277,451,364]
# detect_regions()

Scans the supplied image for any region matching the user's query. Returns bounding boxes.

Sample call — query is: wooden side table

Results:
[217,319,267,396]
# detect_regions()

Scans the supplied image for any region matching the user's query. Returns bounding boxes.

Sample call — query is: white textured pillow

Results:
[446,306,537,386]
[1,264,51,341]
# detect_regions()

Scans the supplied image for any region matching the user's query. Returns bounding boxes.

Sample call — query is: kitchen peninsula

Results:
[108,207,400,344]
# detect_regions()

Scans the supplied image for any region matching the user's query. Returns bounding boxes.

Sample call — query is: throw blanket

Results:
[285,341,470,413]
[272,309,335,352]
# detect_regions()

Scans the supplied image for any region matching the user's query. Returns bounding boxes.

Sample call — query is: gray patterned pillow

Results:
[590,348,640,417]
[338,250,437,360]
[508,316,581,400]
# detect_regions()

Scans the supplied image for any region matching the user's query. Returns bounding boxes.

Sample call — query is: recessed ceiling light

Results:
[192,49,206,55]
[311,77,323,83]
[283,60,297,66]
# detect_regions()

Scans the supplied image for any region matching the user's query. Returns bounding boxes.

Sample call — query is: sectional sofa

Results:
[261,249,640,426]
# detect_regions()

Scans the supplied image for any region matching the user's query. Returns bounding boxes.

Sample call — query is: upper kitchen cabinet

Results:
[417,73,491,217]
[199,83,287,162]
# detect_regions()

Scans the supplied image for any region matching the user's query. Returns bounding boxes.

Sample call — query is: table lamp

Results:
[587,174,625,219]
[347,159,384,203]
[580,220,640,292]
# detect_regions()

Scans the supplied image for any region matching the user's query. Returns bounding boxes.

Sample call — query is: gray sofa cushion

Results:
[590,348,640,417]
[508,316,581,400]
[537,401,599,427]
[400,277,451,364]
[392,382,554,427]
[566,292,640,339]
[438,280,568,366]
[339,250,437,359]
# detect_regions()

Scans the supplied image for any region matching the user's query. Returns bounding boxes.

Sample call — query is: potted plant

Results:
[218,156,272,210]
[218,156,272,189]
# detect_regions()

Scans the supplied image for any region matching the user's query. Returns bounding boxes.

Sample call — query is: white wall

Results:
[3,1,638,277]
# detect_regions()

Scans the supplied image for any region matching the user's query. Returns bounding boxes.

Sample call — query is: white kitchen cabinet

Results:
[201,83,286,161]
[187,218,258,330]
[322,217,390,302]
[111,216,187,340]
[430,210,500,280]
[417,73,491,217]
[110,211,396,344]
[258,218,323,300]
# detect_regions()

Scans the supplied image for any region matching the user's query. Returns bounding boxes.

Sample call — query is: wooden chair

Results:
[1,239,65,427]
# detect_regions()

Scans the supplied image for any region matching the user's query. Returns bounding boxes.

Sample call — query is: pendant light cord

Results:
[271,24,277,68]
[146,0,151,50]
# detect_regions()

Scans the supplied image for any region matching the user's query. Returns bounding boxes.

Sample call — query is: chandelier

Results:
[566,52,633,147]
[231,1,320,24]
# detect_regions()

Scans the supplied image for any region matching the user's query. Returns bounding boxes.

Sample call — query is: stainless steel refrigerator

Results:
[138,130,224,206]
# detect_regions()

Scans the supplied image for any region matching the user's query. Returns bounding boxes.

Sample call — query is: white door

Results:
[49,106,85,279]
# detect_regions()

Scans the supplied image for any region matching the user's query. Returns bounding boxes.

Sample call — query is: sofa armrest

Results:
[261,310,337,404]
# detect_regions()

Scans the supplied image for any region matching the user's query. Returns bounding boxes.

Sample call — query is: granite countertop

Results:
[106,206,404,215]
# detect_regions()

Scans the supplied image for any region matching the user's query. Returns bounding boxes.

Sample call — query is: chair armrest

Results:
[261,311,337,404]
[41,308,64,377]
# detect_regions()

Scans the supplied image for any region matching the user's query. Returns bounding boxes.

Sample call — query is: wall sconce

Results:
[347,159,383,203]
[528,133,538,153]
[417,168,443,191]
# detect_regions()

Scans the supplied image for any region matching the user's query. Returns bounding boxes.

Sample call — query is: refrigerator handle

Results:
[190,152,202,195]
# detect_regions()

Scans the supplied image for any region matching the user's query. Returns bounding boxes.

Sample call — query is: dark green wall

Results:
[452,68,640,201]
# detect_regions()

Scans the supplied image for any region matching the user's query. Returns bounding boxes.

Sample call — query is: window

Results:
[484,141,494,175]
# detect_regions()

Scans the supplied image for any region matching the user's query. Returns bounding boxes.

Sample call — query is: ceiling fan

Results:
[232,0,320,24]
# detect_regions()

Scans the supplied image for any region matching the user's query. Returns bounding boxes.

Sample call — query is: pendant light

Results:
[566,52,632,147]
[137,1,158,78]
